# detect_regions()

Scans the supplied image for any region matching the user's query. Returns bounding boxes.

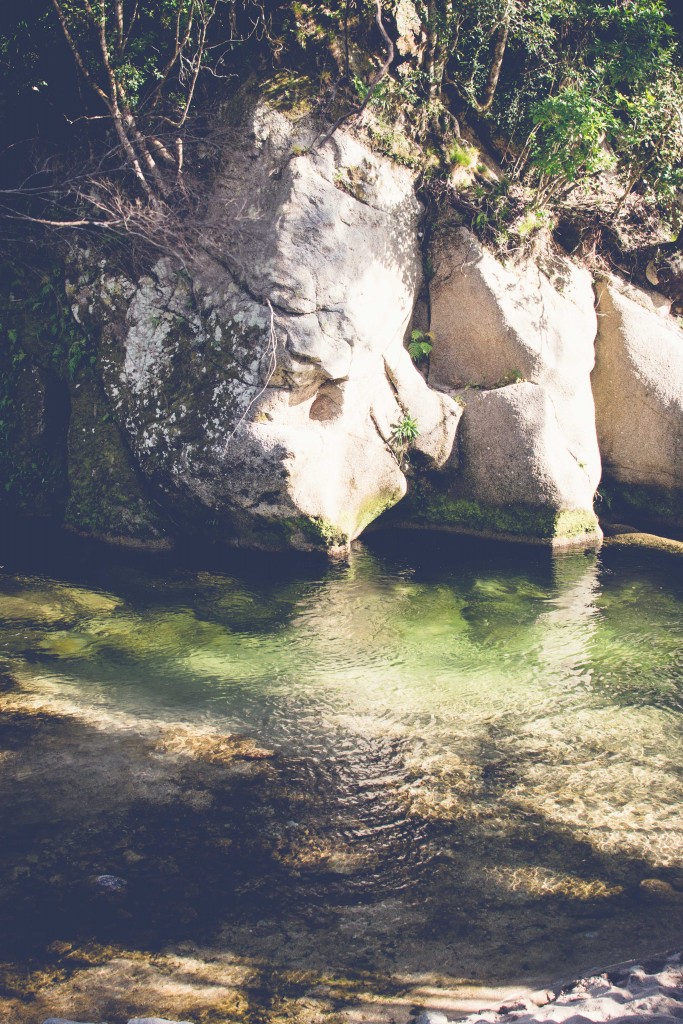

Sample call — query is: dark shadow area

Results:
[1,682,683,1021]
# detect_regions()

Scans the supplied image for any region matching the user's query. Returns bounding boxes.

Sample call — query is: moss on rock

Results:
[386,482,601,546]
[65,369,172,549]
[603,530,683,558]
[598,479,683,532]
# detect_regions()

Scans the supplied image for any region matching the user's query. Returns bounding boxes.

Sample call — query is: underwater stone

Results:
[415,1012,450,1024]
[42,1019,100,1024]
[127,1019,195,1024]
[92,873,127,893]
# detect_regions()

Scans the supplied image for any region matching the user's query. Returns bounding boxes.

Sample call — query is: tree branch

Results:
[312,0,395,151]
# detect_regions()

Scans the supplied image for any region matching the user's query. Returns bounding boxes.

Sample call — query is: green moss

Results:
[229,513,349,554]
[603,532,683,558]
[354,490,403,537]
[599,479,683,530]
[310,517,348,548]
[260,71,316,120]
[64,369,170,546]
[391,485,599,543]
[554,508,602,540]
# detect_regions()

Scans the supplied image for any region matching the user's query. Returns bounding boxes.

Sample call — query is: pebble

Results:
[92,873,127,893]
[42,1019,99,1024]
[42,1018,194,1024]
[416,1012,450,1024]
[639,878,682,899]
[528,989,557,1007]
[127,1018,196,1024]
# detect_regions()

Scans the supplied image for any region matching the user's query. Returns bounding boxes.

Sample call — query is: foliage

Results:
[391,414,420,445]
[448,142,478,169]
[408,328,433,361]
[0,0,682,237]
[0,260,84,508]
[529,86,616,195]
[0,0,274,217]
[390,412,419,469]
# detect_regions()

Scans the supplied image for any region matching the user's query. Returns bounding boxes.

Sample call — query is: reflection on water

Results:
[0,526,682,1020]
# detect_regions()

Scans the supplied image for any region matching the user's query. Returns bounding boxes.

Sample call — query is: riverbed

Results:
[0,526,682,1023]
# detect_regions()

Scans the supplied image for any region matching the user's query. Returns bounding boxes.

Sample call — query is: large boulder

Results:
[429,227,600,484]
[400,383,601,545]
[592,278,683,529]
[405,228,602,545]
[68,103,458,554]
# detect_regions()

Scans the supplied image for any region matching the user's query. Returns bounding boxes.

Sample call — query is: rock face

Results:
[6,106,683,553]
[402,228,602,545]
[68,102,458,553]
[593,278,683,529]
[65,369,171,548]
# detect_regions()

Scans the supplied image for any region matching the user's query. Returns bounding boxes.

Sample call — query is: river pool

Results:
[0,526,681,1023]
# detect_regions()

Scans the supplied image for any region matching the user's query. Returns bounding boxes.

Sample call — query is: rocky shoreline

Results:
[448,951,683,1024]
[3,99,682,556]
[37,952,683,1023]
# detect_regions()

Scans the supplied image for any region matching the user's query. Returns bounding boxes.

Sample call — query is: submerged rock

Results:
[127,1019,195,1024]
[42,1019,100,1024]
[593,278,683,530]
[91,874,127,894]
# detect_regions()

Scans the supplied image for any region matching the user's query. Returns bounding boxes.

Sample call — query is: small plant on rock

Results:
[391,414,420,468]
[408,328,433,362]
[492,368,525,387]
[392,414,420,445]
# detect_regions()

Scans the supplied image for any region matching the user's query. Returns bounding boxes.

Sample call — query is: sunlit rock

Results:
[593,277,683,530]
[398,228,602,545]
[69,102,458,554]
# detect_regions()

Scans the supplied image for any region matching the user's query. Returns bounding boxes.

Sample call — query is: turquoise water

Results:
[0,528,682,1016]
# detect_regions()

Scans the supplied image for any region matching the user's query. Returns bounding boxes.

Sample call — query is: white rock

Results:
[593,278,683,526]
[415,1012,451,1024]
[42,1019,100,1024]
[429,227,601,492]
[127,1018,194,1024]
[72,102,457,553]
[424,228,601,543]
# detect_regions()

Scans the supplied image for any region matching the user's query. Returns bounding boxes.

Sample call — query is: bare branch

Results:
[145,1,197,112]
[122,0,139,49]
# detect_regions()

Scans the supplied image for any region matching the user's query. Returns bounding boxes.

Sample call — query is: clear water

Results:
[0,527,682,1019]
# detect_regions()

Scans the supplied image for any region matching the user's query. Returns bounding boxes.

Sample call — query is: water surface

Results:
[0,527,681,1022]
